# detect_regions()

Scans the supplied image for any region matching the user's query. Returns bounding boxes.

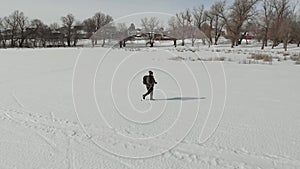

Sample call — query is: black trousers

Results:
[143,85,154,98]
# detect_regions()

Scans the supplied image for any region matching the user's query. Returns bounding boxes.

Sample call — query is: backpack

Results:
[143,75,148,84]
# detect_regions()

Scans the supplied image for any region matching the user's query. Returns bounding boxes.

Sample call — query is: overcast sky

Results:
[0,0,236,26]
[1,0,299,26]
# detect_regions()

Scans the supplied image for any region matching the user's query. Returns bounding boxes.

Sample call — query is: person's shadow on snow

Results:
[155,97,206,101]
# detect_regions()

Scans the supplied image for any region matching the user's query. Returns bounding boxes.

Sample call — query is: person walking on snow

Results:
[142,71,157,100]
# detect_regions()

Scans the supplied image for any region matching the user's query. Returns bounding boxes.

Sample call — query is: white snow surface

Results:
[0,45,300,169]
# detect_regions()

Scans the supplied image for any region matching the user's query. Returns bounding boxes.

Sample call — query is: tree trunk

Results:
[42,40,46,47]
[261,38,267,50]
[19,38,25,47]
[33,39,37,47]
[67,38,71,47]
[202,39,206,45]
[231,39,235,48]
[209,37,213,45]
[102,38,106,47]
[10,35,14,47]
[235,39,239,46]
[19,31,26,47]
[2,40,6,48]
[214,34,221,45]
[119,41,123,48]
[73,38,78,46]
[283,41,288,51]
[92,39,95,47]
[272,40,277,49]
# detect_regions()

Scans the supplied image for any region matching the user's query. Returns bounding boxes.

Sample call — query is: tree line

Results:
[0,0,299,51]
[167,0,300,51]
[0,11,113,48]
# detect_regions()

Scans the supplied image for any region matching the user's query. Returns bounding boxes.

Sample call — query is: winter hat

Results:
[149,71,153,74]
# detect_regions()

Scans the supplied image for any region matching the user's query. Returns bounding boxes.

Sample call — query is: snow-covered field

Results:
[0,44,299,169]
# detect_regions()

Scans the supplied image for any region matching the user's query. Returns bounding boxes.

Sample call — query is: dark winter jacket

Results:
[147,75,157,86]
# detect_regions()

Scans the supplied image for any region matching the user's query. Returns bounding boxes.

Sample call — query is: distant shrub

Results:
[175,47,197,52]
[241,54,273,65]
[200,57,225,61]
[251,54,272,64]
[283,53,290,56]
[277,51,284,55]
[170,56,226,62]
[263,56,272,62]
[251,54,269,60]
[169,56,185,61]
[216,57,225,61]
[290,54,300,61]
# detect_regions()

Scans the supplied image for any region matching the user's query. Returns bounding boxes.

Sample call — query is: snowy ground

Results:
[0,44,299,169]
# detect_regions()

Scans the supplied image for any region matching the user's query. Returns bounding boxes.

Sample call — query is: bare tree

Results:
[61,14,75,47]
[202,11,214,45]
[292,15,300,47]
[49,22,64,47]
[0,10,116,48]
[4,10,20,47]
[30,19,48,47]
[2,11,30,48]
[210,1,226,45]
[83,18,96,38]
[93,12,113,45]
[193,5,206,30]
[193,5,211,46]
[95,24,116,47]
[269,0,295,51]
[260,0,274,49]
[216,0,259,48]
[16,11,29,47]
[116,23,128,48]
[0,18,4,47]
[140,17,149,32]
[189,25,206,46]
[31,19,44,41]
[175,9,193,46]
[0,18,9,48]
[140,17,160,32]
[72,21,82,46]
[93,12,113,30]
[281,17,294,51]
[201,2,226,46]
[140,17,160,47]
[168,16,182,38]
